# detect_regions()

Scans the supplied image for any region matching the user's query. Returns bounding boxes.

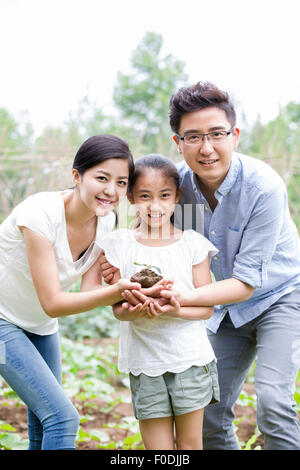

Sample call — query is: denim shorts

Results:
[129,361,220,420]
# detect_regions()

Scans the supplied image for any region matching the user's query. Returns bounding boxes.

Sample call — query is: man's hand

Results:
[99,251,121,284]
[158,288,182,303]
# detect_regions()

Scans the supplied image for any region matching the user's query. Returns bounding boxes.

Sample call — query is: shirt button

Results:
[205,206,209,211]
[211,230,215,235]
[263,259,268,263]
[213,256,218,261]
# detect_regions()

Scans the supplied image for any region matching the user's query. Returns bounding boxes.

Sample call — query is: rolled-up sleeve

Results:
[232,185,285,288]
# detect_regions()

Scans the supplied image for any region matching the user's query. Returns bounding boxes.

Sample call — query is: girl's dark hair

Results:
[128,154,180,194]
[169,81,236,134]
[72,134,134,183]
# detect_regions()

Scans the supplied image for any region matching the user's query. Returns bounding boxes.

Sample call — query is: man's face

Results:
[174,107,239,190]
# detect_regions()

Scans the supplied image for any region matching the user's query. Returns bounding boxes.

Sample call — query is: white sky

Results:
[1,0,300,136]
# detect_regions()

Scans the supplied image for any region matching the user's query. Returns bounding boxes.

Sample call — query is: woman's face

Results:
[73,158,129,217]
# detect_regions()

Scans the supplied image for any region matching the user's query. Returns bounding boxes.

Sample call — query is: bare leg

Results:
[139,416,175,450]
[175,409,204,450]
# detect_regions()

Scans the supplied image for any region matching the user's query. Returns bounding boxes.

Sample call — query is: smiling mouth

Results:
[148,213,164,219]
[198,159,218,166]
[96,197,115,206]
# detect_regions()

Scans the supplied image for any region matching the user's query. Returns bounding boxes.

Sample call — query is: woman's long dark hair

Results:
[72,134,134,227]
[72,134,134,184]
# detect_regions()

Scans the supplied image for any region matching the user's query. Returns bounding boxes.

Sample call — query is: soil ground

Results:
[0,382,265,450]
[1,337,298,450]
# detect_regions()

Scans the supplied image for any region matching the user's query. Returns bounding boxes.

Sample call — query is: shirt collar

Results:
[190,152,240,198]
[216,152,240,196]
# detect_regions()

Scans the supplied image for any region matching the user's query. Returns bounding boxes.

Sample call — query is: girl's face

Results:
[129,168,181,231]
[73,158,129,217]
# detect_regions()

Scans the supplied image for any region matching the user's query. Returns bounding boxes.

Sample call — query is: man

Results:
[101,82,300,450]
[167,81,300,450]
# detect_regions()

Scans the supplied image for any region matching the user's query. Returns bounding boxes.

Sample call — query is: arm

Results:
[21,227,141,318]
[177,184,288,307]
[149,255,215,319]
[167,278,254,307]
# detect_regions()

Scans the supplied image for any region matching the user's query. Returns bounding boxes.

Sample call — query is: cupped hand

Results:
[120,301,150,319]
[117,278,141,294]
[121,289,170,307]
[147,296,181,318]
[140,278,174,298]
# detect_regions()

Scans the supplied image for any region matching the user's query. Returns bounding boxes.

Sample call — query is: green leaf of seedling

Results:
[133,262,162,274]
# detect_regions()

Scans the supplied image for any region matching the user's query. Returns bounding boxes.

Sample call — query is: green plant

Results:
[133,262,162,274]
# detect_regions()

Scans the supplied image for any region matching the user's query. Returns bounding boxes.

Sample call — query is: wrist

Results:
[111,281,124,301]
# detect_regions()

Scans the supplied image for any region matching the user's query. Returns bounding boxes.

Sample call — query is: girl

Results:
[0,134,143,450]
[97,154,220,450]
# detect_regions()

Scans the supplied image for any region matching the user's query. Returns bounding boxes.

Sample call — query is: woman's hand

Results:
[117,279,141,294]
[120,278,174,306]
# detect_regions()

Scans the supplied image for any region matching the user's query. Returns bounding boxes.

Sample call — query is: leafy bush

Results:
[59,306,120,340]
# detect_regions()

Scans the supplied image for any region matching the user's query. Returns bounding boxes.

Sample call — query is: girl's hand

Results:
[118,301,150,319]
[121,289,170,308]
[122,300,150,318]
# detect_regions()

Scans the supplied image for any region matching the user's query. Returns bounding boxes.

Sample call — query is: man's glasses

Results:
[176,127,235,146]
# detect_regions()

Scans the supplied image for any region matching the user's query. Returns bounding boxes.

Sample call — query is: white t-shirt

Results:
[0,191,115,335]
[97,229,218,376]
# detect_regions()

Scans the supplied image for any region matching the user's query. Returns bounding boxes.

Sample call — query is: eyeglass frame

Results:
[175,127,235,145]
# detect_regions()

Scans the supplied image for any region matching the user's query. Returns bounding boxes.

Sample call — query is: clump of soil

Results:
[130,268,163,288]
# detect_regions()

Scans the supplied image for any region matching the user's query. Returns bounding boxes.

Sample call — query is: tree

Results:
[113,32,188,155]
[238,101,300,229]
[0,108,33,152]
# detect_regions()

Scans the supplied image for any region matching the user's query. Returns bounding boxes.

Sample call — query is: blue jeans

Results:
[0,318,79,450]
[203,288,300,450]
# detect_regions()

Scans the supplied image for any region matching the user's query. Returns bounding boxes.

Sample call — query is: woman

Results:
[0,134,141,450]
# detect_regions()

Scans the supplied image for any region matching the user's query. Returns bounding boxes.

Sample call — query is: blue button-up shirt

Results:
[175,152,300,333]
